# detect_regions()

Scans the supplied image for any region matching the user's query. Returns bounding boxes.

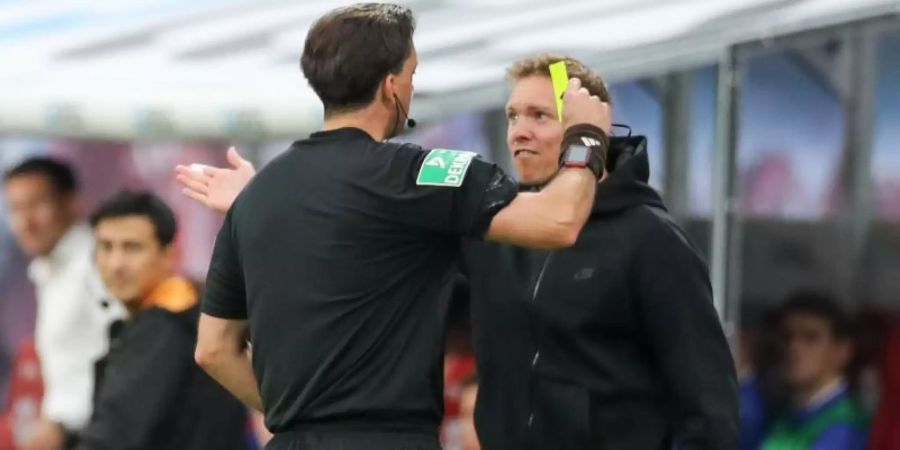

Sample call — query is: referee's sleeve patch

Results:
[416,149,477,187]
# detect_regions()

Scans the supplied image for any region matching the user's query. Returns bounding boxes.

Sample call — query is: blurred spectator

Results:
[0,341,43,448]
[0,347,8,408]
[854,309,893,415]
[761,292,868,450]
[3,157,126,450]
[738,303,771,450]
[75,191,247,450]
[869,312,900,450]
[249,410,271,449]
[741,152,800,217]
[458,375,479,450]
[441,277,476,450]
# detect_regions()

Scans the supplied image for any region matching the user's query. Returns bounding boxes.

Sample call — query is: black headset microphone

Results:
[394,94,416,128]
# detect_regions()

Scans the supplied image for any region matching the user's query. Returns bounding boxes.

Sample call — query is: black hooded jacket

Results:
[461,141,739,450]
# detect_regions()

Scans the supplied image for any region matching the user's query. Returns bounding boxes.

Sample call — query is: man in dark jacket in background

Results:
[75,191,247,450]
[461,55,739,450]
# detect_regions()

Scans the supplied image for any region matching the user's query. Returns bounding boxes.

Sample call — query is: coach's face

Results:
[505,75,566,185]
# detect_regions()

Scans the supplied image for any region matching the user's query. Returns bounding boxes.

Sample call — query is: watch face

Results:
[566,144,590,163]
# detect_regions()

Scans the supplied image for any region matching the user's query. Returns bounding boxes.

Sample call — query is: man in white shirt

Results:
[3,158,125,450]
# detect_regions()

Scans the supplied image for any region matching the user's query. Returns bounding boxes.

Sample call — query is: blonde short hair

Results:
[506,54,611,103]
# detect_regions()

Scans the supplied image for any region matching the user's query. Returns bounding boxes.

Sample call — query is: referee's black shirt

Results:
[201,127,517,436]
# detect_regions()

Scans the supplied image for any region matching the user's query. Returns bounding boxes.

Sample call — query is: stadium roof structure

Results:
[0,0,896,140]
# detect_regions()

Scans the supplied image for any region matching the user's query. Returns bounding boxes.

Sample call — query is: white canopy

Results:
[0,0,895,139]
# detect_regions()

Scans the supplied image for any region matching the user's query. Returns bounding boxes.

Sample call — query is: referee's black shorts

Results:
[265,430,442,450]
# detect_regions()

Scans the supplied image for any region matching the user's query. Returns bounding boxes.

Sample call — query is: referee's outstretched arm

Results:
[176,78,610,251]
[484,166,595,248]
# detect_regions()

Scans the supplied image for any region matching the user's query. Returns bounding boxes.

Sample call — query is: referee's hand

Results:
[175,146,256,213]
[562,77,612,135]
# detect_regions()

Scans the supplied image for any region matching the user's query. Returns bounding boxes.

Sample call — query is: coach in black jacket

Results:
[462,135,739,449]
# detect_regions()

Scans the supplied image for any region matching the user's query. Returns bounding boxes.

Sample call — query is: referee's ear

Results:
[381,73,398,108]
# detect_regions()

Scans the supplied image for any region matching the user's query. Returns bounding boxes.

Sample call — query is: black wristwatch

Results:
[561,144,603,179]
[558,123,609,180]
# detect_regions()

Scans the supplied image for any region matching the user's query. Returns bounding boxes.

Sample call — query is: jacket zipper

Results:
[527,251,552,432]
[531,252,552,306]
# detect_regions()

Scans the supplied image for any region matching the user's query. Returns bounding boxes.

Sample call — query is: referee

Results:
[192,4,611,450]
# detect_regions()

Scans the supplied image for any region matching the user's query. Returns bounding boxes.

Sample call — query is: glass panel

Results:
[609,80,665,191]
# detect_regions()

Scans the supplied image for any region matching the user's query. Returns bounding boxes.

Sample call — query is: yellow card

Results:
[549,61,569,122]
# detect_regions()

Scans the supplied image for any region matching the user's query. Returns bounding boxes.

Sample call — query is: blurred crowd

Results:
[2,155,900,450]
[730,293,900,450]
[0,157,257,450]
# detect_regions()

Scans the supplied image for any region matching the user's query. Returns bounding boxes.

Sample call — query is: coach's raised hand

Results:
[562,77,612,135]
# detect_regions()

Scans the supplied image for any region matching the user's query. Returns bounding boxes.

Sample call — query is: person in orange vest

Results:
[73,191,248,450]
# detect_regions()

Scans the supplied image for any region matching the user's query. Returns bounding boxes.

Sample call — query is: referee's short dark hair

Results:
[4,157,78,195]
[301,3,415,116]
[90,190,178,247]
